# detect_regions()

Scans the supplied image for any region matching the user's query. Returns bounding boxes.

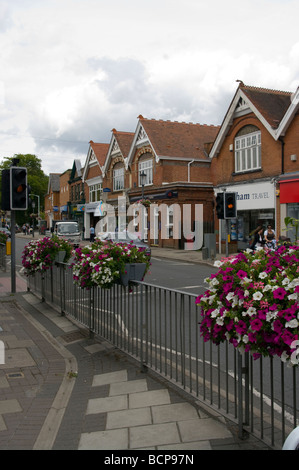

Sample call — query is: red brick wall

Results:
[211,114,282,186]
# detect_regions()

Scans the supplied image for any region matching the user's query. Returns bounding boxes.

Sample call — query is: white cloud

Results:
[0,0,298,174]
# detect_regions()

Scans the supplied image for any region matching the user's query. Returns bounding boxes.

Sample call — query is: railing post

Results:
[140,283,145,370]
[41,274,45,302]
[89,287,95,339]
[238,351,250,439]
[59,264,66,316]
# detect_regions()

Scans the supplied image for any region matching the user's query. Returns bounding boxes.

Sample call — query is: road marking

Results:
[181,285,204,289]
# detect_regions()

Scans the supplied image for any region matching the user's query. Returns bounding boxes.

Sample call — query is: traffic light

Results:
[224,192,237,219]
[1,169,11,211]
[215,192,224,219]
[10,167,28,210]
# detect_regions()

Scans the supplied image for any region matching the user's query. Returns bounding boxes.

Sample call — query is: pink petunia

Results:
[250,318,263,331]
[273,287,287,300]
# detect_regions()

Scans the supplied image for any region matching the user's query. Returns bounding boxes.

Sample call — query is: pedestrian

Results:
[249,226,264,250]
[264,224,277,249]
[90,225,95,242]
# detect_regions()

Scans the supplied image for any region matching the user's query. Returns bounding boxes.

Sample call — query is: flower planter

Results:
[55,250,66,263]
[119,263,146,287]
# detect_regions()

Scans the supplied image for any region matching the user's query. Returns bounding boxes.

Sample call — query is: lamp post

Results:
[139,170,147,241]
[30,194,40,219]
[31,201,35,238]
[140,170,146,199]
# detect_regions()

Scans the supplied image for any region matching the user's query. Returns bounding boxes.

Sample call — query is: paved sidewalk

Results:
[0,247,271,450]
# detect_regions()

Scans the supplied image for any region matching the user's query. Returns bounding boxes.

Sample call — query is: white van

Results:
[55,221,81,247]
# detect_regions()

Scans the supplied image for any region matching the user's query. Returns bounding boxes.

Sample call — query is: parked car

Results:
[0,227,11,237]
[99,231,151,257]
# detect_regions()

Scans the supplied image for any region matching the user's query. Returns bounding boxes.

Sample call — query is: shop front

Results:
[279,176,299,242]
[218,180,276,252]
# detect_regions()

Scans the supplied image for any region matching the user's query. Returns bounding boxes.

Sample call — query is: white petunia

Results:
[211,308,220,318]
[253,291,263,301]
[288,293,297,301]
[226,292,235,301]
[214,260,223,267]
[247,307,256,316]
[285,319,299,329]
[258,272,267,279]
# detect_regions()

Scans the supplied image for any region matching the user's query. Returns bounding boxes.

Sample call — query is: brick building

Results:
[125,116,219,248]
[82,140,110,238]
[44,173,60,229]
[59,169,71,220]
[210,82,299,252]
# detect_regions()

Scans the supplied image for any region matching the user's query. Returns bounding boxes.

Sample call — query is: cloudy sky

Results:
[0,0,299,175]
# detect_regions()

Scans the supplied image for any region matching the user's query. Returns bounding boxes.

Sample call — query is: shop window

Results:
[235,129,261,173]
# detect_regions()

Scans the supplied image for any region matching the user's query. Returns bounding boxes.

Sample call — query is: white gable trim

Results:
[127,120,159,166]
[210,88,278,159]
[275,86,299,139]
[82,145,103,182]
[102,134,126,176]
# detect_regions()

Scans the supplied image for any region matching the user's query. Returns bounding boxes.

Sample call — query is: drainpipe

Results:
[188,160,194,182]
[279,137,285,175]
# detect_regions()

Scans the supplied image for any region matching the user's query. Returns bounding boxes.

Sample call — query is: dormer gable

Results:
[102,129,134,176]
[210,81,294,159]
[82,140,109,182]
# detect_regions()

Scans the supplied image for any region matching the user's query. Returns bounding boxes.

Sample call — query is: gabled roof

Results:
[82,141,109,181]
[210,82,298,158]
[89,141,110,166]
[127,115,219,165]
[47,173,60,193]
[69,159,82,181]
[102,129,134,174]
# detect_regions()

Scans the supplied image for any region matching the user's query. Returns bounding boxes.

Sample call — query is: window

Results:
[138,159,153,186]
[113,166,124,191]
[235,130,261,173]
[89,183,102,202]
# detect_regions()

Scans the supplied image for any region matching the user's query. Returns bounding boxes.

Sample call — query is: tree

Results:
[0,154,49,226]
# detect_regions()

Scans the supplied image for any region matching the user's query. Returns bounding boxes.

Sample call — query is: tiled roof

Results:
[112,129,134,157]
[89,141,109,166]
[241,84,292,129]
[139,116,219,160]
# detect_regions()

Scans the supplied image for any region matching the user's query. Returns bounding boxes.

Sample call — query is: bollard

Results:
[6,237,11,255]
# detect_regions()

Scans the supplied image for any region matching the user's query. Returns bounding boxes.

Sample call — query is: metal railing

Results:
[27,263,299,449]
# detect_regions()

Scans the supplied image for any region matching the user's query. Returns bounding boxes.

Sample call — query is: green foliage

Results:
[283,216,299,242]
[0,154,49,225]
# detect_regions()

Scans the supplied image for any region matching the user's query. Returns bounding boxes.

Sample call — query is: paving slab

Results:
[130,422,180,449]
[78,428,128,450]
[178,417,233,442]
[129,389,171,408]
[86,395,128,414]
[152,402,200,423]
[106,407,152,429]
[92,370,128,387]
[109,379,148,396]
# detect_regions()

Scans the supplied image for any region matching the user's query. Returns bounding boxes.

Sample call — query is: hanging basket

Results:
[119,263,146,287]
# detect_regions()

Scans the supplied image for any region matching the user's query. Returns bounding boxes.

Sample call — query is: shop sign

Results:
[85,202,99,213]
[223,182,275,210]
